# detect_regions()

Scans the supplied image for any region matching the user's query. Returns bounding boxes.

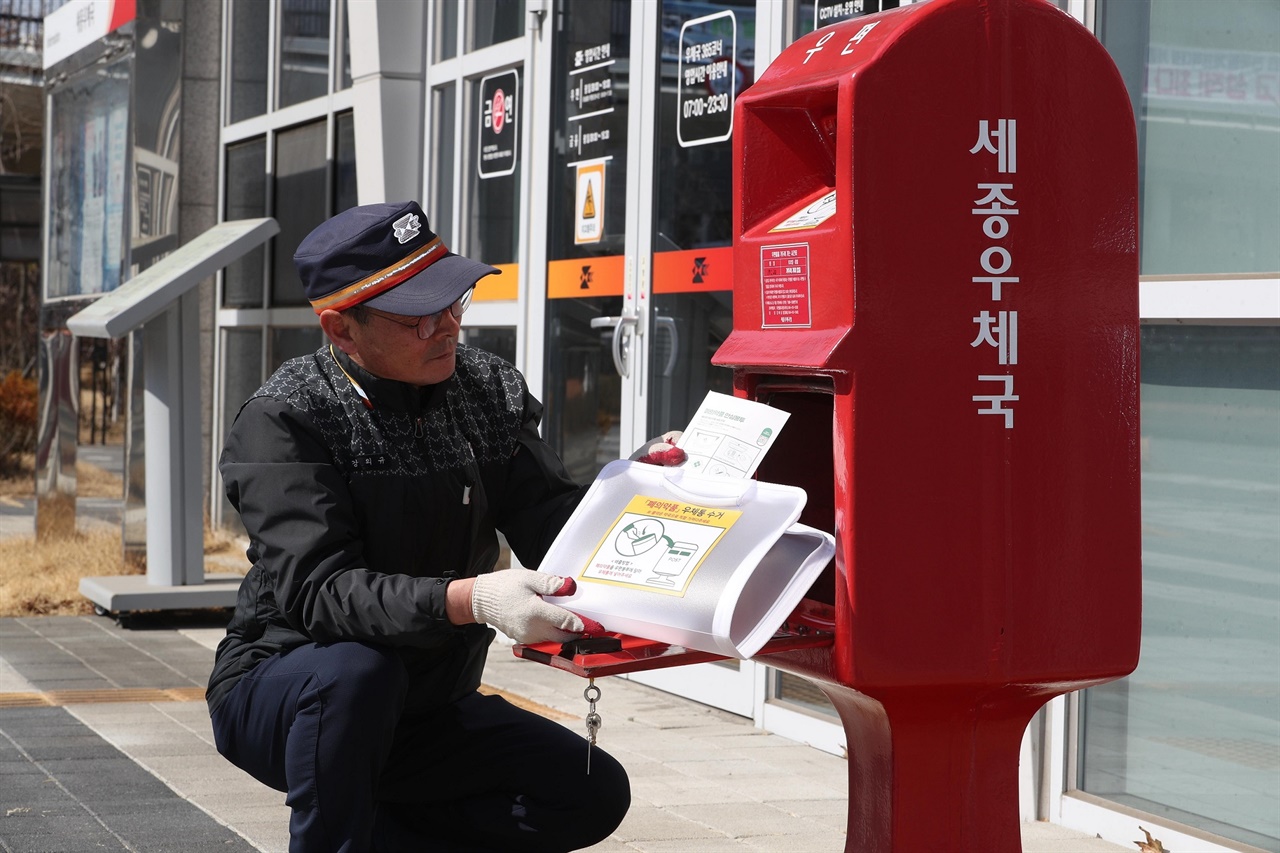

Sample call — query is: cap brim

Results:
[362,253,501,315]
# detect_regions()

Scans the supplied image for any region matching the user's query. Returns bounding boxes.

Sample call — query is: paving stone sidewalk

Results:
[0,614,1128,852]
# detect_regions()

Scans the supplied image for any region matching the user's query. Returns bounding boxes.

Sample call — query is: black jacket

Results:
[206,344,585,715]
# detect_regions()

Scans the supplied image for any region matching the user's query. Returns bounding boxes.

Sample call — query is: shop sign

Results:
[44,0,136,69]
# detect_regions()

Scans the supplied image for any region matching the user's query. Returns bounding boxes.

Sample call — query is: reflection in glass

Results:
[220,327,263,533]
[229,0,269,122]
[223,137,267,308]
[279,0,331,109]
[462,327,517,367]
[545,297,624,484]
[273,122,328,306]
[469,0,524,51]
[776,671,836,716]
[1098,0,1280,274]
[647,0,753,438]
[1081,326,1280,849]
[654,0,756,247]
[648,292,734,437]
[337,0,352,90]
[430,84,457,245]
[543,0,630,481]
[433,0,458,61]
[270,327,325,372]
[45,57,130,299]
[334,112,357,214]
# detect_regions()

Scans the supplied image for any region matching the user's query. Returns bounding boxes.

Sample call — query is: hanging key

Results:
[584,679,602,775]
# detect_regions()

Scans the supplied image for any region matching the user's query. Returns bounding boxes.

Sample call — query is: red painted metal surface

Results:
[517,1,1140,850]
[513,600,837,678]
[718,0,1142,848]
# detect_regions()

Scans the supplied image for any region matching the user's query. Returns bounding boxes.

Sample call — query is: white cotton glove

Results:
[629,430,686,466]
[471,570,597,644]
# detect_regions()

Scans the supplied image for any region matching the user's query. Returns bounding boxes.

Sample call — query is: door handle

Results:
[589,315,638,377]
[654,316,678,377]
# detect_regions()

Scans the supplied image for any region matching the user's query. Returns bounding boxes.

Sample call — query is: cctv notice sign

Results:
[478,70,519,179]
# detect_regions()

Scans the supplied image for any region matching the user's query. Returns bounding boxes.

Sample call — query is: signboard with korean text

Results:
[537,459,833,660]
[677,10,738,147]
[478,70,519,179]
[814,0,892,31]
[566,38,616,161]
[760,243,812,327]
[43,0,137,69]
[580,496,742,596]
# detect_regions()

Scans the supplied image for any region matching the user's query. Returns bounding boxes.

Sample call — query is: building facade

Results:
[45,0,1280,850]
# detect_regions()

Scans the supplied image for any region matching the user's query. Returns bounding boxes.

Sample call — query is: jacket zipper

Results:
[463,439,475,505]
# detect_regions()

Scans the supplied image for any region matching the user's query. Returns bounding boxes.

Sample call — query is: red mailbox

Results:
[717,0,1140,847]
[519,0,1140,849]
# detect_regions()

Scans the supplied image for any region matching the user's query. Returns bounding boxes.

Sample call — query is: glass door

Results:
[424,2,528,369]
[625,0,759,717]
[542,0,761,717]
[543,0,634,482]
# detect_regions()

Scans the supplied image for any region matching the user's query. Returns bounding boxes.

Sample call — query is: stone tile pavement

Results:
[0,445,1127,851]
[0,614,1129,852]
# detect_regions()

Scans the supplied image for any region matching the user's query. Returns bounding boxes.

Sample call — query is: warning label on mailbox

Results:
[761,243,812,328]
[579,496,741,596]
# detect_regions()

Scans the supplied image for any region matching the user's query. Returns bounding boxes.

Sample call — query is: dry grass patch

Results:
[0,525,248,617]
[203,524,248,564]
[0,442,248,617]
[0,453,124,500]
[0,529,137,616]
[75,457,125,498]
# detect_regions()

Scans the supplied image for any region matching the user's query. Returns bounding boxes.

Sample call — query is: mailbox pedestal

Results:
[519,0,1140,849]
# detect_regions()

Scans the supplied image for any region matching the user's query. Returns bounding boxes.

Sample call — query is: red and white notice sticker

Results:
[760,243,812,328]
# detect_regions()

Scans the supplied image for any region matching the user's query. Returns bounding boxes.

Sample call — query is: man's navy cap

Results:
[296,200,500,316]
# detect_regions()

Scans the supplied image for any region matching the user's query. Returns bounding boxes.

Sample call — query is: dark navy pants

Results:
[210,642,630,852]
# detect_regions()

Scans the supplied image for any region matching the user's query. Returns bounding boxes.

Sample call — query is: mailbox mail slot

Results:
[519,1,1140,849]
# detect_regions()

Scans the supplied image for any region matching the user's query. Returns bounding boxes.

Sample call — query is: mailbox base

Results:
[513,601,1063,852]
[817,681,1044,853]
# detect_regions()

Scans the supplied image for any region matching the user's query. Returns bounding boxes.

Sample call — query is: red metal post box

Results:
[517,0,1140,849]
[714,0,1141,848]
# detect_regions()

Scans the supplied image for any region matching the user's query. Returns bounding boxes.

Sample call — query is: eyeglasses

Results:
[359,288,474,340]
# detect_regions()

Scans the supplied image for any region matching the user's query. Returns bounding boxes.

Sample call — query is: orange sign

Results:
[652,247,733,294]
[474,263,519,301]
[548,255,624,299]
